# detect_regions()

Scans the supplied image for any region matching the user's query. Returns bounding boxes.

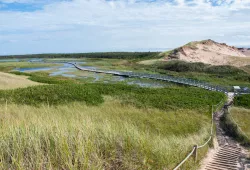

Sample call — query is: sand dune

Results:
[165,40,250,67]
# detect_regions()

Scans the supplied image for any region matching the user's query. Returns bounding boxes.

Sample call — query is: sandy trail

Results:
[199,93,250,170]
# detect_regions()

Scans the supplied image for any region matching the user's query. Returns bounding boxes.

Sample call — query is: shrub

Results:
[0,84,104,106]
[234,94,250,109]
[0,83,226,110]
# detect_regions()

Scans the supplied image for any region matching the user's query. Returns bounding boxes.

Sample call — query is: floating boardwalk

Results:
[69,62,250,94]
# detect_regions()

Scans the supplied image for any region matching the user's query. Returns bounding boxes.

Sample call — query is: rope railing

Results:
[197,136,212,149]
[173,147,197,170]
[173,99,225,170]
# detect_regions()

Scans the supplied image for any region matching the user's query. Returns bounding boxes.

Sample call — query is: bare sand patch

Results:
[0,72,41,89]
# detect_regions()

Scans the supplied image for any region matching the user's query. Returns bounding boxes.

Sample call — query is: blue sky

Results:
[0,0,250,55]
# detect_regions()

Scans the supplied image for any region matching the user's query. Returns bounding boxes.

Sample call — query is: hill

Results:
[164,39,250,67]
[238,48,250,56]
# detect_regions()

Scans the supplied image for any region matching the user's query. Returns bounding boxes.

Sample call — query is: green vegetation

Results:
[0,57,231,169]
[2,55,250,89]
[0,84,103,106]
[0,62,61,72]
[221,95,250,146]
[10,71,78,84]
[0,83,225,110]
[0,98,211,169]
[1,52,160,60]
[221,107,250,146]
[230,107,250,142]
[143,60,250,87]
[242,65,250,74]
[234,94,250,109]
[157,60,246,75]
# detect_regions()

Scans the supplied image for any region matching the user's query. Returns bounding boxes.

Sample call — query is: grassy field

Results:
[230,107,250,142]
[221,107,250,148]
[79,58,149,73]
[0,62,61,72]
[0,97,212,169]
[221,93,250,146]
[0,74,226,169]
[0,72,41,89]
[0,57,230,169]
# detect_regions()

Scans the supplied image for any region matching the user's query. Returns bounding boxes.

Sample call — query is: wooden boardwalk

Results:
[69,62,231,93]
[201,98,249,170]
[205,145,242,170]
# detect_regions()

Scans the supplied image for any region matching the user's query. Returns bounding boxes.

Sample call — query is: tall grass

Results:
[221,107,250,146]
[230,107,250,141]
[0,97,211,169]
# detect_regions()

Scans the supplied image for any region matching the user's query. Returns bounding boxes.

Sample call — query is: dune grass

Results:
[0,72,41,90]
[230,107,250,141]
[0,82,225,169]
[221,107,250,147]
[0,97,211,169]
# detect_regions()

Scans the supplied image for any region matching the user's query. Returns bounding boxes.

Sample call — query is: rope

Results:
[197,136,212,149]
[173,99,224,169]
[173,147,196,170]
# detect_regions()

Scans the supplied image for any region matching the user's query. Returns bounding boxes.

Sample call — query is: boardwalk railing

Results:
[68,63,235,94]
[173,100,225,170]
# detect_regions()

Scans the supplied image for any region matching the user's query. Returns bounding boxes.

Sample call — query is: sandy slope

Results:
[239,48,250,56]
[166,40,250,67]
[0,72,40,89]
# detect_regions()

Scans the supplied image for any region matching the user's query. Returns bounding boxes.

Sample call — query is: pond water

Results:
[17,67,52,72]
[49,63,76,77]
[28,58,44,62]
[127,81,165,88]
[0,59,20,62]
[13,60,170,88]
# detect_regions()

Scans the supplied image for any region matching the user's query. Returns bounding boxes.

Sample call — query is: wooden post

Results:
[193,145,198,163]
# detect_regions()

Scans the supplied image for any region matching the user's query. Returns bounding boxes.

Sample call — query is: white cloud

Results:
[0,0,250,55]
